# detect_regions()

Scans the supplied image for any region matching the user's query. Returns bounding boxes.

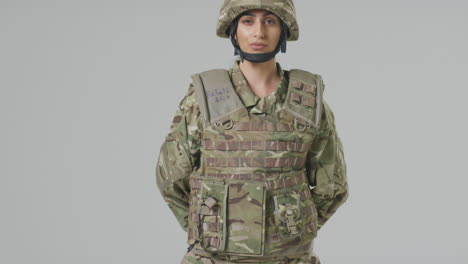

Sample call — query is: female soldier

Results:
[156,1,349,263]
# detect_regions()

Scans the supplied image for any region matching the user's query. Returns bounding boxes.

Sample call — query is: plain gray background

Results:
[1,0,467,263]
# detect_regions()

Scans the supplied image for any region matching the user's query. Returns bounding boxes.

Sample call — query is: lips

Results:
[250,42,267,50]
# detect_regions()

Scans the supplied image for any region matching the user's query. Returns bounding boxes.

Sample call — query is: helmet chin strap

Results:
[229,19,289,63]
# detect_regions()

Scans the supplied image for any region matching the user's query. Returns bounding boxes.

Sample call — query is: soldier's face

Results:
[235,9,282,54]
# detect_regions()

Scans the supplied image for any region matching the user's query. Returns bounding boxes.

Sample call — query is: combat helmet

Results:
[216,0,299,63]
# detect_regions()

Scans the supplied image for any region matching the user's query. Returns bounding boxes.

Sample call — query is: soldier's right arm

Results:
[155,83,203,232]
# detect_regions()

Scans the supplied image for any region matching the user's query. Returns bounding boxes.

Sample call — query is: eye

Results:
[265,18,277,25]
[241,18,253,25]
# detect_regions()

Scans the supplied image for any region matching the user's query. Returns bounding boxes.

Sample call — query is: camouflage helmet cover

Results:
[216,0,299,41]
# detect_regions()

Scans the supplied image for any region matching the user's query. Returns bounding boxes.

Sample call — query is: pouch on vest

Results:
[273,192,304,239]
[225,182,266,255]
[198,181,228,252]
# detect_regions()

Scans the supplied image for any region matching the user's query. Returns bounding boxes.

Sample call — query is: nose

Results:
[253,20,265,38]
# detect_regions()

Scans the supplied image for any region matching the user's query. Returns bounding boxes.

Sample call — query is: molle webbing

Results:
[202,223,219,232]
[290,92,316,108]
[191,69,245,127]
[206,157,306,168]
[284,69,324,129]
[233,121,295,131]
[203,139,310,152]
[190,171,307,191]
[203,237,220,248]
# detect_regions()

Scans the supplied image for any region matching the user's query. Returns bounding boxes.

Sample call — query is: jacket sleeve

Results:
[306,100,349,230]
[155,83,203,232]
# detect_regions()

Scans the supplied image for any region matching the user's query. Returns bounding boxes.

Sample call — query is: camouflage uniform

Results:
[156,62,349,263]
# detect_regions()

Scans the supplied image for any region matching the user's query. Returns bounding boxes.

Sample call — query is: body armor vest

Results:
[188,67,325,258]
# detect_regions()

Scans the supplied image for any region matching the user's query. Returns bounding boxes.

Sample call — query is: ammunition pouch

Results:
[273,192,303,239]
[196,180,266,255]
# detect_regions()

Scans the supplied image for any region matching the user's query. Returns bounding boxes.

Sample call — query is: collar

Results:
[229,61,288,115]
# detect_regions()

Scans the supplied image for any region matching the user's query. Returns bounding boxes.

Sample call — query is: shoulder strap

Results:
[191,69,245,127]
[284,69,324,129]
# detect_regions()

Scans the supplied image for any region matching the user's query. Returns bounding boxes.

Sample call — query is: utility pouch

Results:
[273,192,304,239]
[225,182,266,255]
[198,181,228,252]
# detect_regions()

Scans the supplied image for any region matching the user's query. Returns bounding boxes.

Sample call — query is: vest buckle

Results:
[214,117,234,130]
[285,203,299,235]
[293,117,309,131]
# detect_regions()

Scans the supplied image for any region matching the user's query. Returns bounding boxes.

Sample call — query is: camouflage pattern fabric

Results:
[155,61,349,262]
[216,0,300,41]
[180,250,321,264]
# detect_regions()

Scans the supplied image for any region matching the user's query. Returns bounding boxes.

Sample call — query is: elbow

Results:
[335,183,349,205]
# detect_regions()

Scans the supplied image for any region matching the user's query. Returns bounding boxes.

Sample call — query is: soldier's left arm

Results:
[306,100,349,230]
